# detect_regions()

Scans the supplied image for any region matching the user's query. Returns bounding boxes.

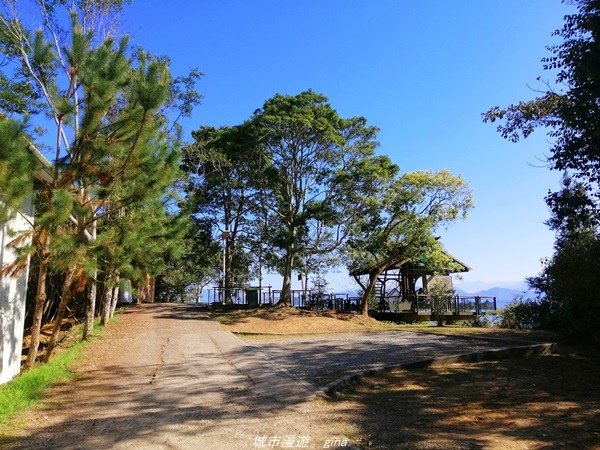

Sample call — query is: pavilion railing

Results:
[377,294,497,315]
[453,296,497,315]
[208,287,496,315]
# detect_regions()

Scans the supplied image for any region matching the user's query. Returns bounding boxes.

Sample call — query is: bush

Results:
[472,313,493,328]
[528,230,600,344]
[498,297,559,330]
[429,284,454,326]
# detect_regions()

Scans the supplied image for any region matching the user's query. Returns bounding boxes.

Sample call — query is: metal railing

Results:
[377,294,497,315]
[209,287,361,311]
[208,286,274,305]
[453,296,497,315]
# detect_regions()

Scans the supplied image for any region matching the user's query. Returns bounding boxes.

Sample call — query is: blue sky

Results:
[122,1,574,289]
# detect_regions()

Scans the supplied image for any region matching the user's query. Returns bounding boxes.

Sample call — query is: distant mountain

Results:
[454,280,529,293]
[455,286,535,308]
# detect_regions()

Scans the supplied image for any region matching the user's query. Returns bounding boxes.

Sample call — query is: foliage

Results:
[483,0,600,343]
[471,313,493,328]
[248,90,380,305]
[155,217,220,302]
[527,230,600,343]
[0,118,33,223]
[498,298,558,330]
[0,320,94,426]
[346,165,472,314]
[182,124,261,297]
[428,283,454,326]
[483,1,600,203]
[483,0,600,230]
[0,0,200,363]
[347,169,472,272]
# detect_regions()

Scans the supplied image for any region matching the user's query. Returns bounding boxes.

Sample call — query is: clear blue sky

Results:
[122,1,574,288]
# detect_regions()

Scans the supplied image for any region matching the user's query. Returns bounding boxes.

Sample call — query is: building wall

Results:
[0,197,34,384]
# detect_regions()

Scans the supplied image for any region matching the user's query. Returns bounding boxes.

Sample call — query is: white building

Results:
[0,148,50,384]
[0,196,34,383]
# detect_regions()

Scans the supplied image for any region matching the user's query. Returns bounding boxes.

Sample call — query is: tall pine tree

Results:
[0,1,200,366]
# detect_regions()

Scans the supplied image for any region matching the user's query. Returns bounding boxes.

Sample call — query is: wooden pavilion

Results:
[350,248,496,320]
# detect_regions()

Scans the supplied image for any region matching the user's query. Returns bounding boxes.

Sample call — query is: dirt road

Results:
[5,304,347,449]
[2,303,555,450]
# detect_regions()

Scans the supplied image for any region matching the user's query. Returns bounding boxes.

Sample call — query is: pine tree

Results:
[0,119,34,224]
[0,1,200,366]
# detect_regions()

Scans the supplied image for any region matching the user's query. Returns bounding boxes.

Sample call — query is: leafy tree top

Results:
[483,0,600,234]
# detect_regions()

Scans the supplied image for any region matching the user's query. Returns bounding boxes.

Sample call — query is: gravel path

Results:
[3,304,531,450]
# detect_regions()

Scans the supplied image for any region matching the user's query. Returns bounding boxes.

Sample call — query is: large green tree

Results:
[345,164,472,315]
[183,125,261,302]
[248,90,379,306]
[484,0,600,230]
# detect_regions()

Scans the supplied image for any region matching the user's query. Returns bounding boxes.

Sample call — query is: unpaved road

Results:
[2,304,540,449]
[5,304,347,449]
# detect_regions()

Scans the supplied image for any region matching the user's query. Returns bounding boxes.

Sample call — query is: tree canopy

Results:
[247,90,380,306]
[483,0,600,234]
[345,166,472,315]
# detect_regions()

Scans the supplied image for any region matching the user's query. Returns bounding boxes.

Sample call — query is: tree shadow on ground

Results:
[246,332,520,387]
[326,352,600,449]
[0,355,297,449]
[122,303,214,321]
[4,303,589,449]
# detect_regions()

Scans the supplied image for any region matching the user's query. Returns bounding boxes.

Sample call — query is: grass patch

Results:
[414,325,558,343]
[0,314,118,429]
[0,339,83,427]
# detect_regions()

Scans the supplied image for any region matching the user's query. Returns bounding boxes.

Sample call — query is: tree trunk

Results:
[45,267,77,362]
[301,270,309,305]
[109,280,119,318]
[360,270,381,316]
[101,279,113,326]
[277,251,294,306]
[83,221,97,340]
[24,236,50,370]
[137,276,146,304]
[83,272,96,340]
[148,276,155,302]
[224,238,234,304]
[138,274,155,303]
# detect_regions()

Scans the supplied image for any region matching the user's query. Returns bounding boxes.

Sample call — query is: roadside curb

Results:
[316,342,558,398]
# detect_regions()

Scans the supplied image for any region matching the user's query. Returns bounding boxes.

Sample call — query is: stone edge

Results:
[315,342,558,398]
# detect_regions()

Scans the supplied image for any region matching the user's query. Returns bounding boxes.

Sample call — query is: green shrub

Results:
[498,297,558,330]
[429,284,454,326]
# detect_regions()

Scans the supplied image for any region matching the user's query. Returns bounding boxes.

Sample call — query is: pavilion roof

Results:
[349,247,470,277]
